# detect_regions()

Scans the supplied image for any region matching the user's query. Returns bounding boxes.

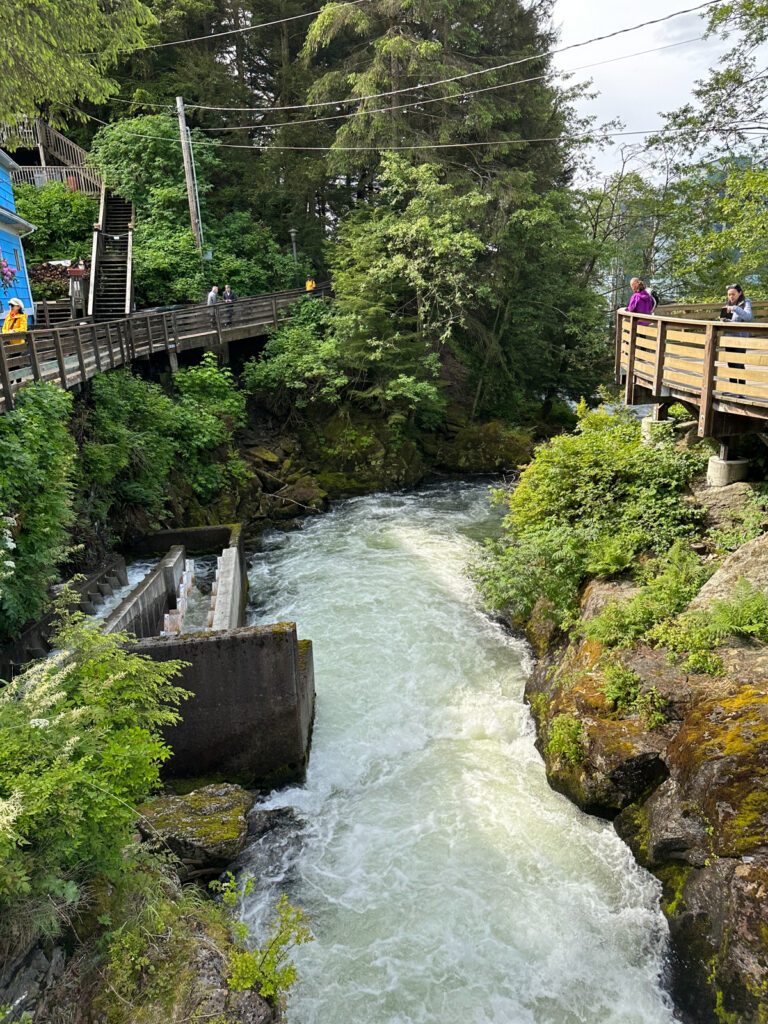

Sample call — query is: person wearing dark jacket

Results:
[222,284,237,325]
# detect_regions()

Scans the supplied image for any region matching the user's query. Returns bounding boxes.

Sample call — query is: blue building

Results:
[0,148,35,322]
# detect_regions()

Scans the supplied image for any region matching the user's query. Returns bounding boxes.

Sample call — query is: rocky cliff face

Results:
[524,535,768,1023]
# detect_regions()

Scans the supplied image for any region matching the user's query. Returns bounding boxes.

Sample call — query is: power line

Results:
[183,0,721,113]
[189,36,702,133]
[73,106,757,152]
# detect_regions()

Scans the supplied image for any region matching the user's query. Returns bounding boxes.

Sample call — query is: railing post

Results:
[624,315,639,404]
[53,328,68,386]
[127,319,136,360]
[74,327,88,382]
[162,315,178,372]
[90,325,102,372]
[698,323,718,437]
[27,334,42,382]
[214,303,223,346]
[0,341,14,410]
[271,296,279,326]
[42,300,51,328]
[652,318,668,397]
[105,323,116,368]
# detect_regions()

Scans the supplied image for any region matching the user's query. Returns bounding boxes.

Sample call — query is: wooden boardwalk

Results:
[616,301,768,438]
[0,285,329,413]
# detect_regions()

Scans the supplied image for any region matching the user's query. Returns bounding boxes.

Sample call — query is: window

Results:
[13,249,20,269]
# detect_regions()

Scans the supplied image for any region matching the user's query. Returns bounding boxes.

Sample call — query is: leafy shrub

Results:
[13,182,97,262]
[602,661,640,711]
[583,541,714,649]
[0,384,75,641]
[649,578,768,674]
[76,357,248,549]
[0,607,187,947]
[545,714,585,765]
[601,662,667,728]
[476,403,708,624]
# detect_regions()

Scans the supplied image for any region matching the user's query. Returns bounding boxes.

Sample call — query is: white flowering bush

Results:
[0,603,188,947]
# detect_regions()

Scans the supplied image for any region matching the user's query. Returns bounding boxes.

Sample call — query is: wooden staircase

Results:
[88,189,134,321]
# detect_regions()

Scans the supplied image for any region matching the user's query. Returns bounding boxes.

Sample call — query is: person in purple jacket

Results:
[626,278,655,325]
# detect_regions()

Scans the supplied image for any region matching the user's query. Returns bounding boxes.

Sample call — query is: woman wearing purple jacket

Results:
[626,278,655,324]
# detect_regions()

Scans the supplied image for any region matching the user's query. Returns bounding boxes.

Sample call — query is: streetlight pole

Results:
[289,227,299,287]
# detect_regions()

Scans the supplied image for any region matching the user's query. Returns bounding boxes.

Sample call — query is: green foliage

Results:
[13,183,97,263]
[649,579,768,674]
[545,714,585,766]
[1,0,151,128]
[602,662,640,712]
[227,893,312,1001]
[476,404,708,624]
[89,117,296,307]
[601,662,667,729]
[0,606,187,946]
[75,357,248,549]
[0,384,75,642]
[709,487,768,553]
[583,542,715,650]
[242,299,348,409]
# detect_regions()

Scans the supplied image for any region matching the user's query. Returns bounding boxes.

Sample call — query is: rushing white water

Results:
[241,484,677,1024]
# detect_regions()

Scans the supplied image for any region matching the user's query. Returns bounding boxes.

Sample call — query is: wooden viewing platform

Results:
[0,284,329,414]
[616,301,768,439]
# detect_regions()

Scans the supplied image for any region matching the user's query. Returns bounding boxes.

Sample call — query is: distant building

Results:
[0,148,35,322]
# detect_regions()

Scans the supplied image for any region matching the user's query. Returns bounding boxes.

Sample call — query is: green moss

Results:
[297,639,312,674]
[656,862,693,917]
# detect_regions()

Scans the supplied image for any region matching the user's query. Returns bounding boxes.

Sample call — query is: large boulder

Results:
[138,783,255,867]
[689,532,768,610]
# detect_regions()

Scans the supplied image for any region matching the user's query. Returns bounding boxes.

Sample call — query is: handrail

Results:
[0,283,331,413]
[616,307,768,437]
[10,165,102,196]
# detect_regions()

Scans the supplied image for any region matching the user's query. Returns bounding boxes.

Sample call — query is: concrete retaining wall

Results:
[137,622,315,786]
[103,546,185,638]
[211,547,243,631]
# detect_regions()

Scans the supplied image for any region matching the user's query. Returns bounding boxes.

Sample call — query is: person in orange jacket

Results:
[2,298,27,341]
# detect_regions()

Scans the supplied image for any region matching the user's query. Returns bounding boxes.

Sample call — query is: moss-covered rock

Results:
[138,783,255,867]
[432,421,533,474]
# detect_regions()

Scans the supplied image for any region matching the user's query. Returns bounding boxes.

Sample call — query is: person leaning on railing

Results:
[626,277,655,326]
[2,298,28,342]
[719,283,753,386]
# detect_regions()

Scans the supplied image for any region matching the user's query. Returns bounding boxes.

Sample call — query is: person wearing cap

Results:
[2,298,27,340]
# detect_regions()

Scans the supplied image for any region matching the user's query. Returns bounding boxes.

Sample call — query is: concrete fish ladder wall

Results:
[137,623,315,788]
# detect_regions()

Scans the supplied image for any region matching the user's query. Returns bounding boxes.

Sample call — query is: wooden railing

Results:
[0,285,330,414]
[10,165,102,196]
[616,307,768,437]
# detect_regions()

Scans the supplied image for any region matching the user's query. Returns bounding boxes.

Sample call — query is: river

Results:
[240,483,677,1024]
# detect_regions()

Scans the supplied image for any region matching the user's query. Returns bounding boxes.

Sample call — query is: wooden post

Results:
[146,316,155,355]
[0,341,14,410]
[651,319,668,397]
[53,329,67,386]
[42,300,51,328]
[698,323,718,437]
[614,311,623,383]
[105,323,116,369]
[90,325,102,372]
[162,316,178,372]
[271,296,279,326]
[74,328,88,383]
[127,319,136,360]
[214,303,223,346]
[27,334,42,382]
[624,315,639,404]
[171,311,181,353]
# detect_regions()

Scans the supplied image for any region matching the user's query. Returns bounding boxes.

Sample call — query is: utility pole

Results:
[176,96,203,251]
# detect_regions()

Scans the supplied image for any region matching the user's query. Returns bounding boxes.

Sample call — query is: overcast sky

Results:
[550,0,728,174]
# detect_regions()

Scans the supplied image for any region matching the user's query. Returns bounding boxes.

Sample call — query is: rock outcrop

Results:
[525,535,768,1023]
[138,783,256,867]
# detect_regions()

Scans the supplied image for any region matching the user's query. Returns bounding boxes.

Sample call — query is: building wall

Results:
[0,156,35,318]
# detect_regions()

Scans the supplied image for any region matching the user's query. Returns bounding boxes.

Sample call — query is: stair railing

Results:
[87,187,107,317]
[125,212,135,316]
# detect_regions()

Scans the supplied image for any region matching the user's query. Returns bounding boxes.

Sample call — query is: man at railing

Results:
[2,298,27,341]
